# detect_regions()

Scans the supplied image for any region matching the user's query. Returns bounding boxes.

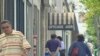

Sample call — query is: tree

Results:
[80,0,100,46]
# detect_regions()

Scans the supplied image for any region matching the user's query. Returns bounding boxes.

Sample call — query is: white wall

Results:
[55,30,62,36]
[26,2,34,56]
[33,0,41,10]
[55,0,63,13]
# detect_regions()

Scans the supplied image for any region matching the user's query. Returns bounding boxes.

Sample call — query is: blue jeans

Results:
[59,49,65,56]
[45,51,60,56]
[50,52,60,56]
[45,52,50,56]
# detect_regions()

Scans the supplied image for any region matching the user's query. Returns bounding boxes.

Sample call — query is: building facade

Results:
[0,0,79,56]
[0,0,50,56]
[47,0,79,56]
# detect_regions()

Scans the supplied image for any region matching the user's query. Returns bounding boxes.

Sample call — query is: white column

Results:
[38,11,41,56]
[68,13,71,24]
[63,13,66,24]
[50,13,52,25]
[59,13,61,24]
[67,31,72,49]
[3,0,5,20]
[14,0,17,30]
[24,0,27,37]
[54,13,57,25]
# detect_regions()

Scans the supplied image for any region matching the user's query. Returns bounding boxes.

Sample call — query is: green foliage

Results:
[81,0,100,15]
[80,0,100,46]
[80,0,100,35]
[86,14,96,36]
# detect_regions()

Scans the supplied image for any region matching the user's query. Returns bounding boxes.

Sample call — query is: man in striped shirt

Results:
[0,20,31,56]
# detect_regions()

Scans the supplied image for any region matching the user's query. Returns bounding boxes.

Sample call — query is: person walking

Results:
[57,36,65,56]
[87,39,94,56]
[68,34,92,56]
[45,34,61,56]
[0,20,31,56]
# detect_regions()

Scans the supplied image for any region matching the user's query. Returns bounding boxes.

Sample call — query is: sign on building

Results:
[48,12,75,30]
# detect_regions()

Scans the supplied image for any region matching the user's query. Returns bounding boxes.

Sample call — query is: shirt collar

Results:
[1,30,16,37]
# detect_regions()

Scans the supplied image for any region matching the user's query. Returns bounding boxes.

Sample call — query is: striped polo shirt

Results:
[0,30,31,56]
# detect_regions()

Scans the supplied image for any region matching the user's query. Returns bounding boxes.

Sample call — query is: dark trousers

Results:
[60,49,65,56]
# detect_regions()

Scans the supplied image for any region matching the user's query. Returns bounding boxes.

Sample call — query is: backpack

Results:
[71,48,79,56]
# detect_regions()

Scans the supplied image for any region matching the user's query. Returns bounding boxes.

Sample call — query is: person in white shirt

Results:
[57,36,65,56]
[87,40,94,56]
